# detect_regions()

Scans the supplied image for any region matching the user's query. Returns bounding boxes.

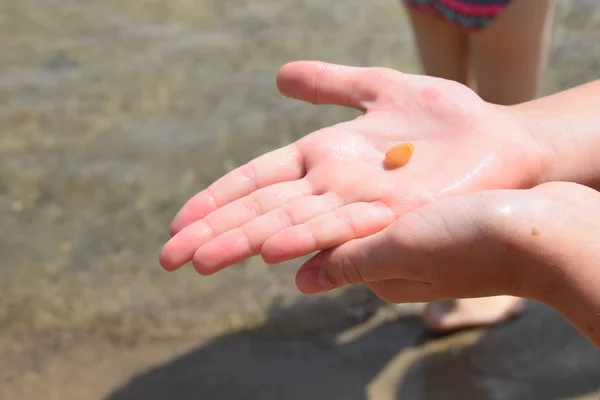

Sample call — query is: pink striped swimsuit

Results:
[404,0,513,31]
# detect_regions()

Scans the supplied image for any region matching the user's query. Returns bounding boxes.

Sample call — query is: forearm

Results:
[514,79,600,191]
[496,183,600,348]
[515,205,600,349]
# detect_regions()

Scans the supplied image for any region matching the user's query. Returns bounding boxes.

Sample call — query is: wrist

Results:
[486,104,550,191]
[505,102,558,188]
[509,80,600,190]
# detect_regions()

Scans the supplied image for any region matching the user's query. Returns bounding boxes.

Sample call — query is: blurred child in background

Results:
[402,0,555,332]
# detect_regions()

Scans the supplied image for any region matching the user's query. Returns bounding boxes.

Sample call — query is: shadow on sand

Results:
[106,298,600,400]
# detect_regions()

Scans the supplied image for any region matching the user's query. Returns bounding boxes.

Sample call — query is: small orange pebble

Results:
[384,142,414,168]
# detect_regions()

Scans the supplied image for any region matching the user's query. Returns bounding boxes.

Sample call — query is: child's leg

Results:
[424,0,555,332]
[405,6,472,86]
[424,296,525,332]
[469,0,554,105]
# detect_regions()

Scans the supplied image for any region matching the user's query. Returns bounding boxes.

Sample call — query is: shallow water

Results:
[2,0,600,335]
[0,0,426,336]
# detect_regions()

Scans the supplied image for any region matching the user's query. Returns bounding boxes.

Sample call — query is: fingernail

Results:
[297,268,333,294]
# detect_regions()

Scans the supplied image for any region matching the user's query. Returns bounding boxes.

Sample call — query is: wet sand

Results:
[1,0,600,398]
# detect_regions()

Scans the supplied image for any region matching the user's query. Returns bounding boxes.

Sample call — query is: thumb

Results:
[294,190,520,296]
[295,226,402,294]
[276,61,390,111]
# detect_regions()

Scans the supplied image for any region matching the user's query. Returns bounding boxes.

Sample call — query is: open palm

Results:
[160,61,542,275]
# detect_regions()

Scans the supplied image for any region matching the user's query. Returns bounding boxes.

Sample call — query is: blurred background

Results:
[2,0,600,398]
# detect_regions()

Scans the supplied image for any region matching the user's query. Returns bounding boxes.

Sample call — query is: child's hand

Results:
[295,182,600,304]
[160,61,543,275]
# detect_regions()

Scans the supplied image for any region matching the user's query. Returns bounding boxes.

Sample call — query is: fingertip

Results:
[158,246,183,272]
[277,60,321,77]
[261,246,294,265]
[295,268,331,294]
[191,240,238,276]
[277,60,350,101]
[260,233,284,264]
[169,221,182,238]
[161,222,213,271]
[260,247,286,265]
[169,191,219,237]
[169,207,197,237]
[191,252,217,276]
[276,61,317,99]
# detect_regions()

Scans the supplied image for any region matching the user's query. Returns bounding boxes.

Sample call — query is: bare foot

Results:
[423,296,525,332]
